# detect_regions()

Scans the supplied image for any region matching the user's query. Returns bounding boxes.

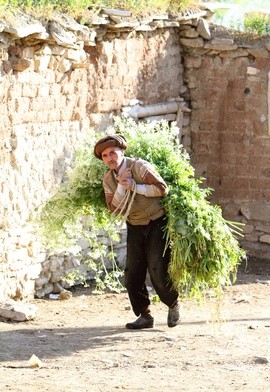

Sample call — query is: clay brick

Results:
[47,110,61,122]
[219,177,251,193]
[22,84,37,98]
[250,178,270,190]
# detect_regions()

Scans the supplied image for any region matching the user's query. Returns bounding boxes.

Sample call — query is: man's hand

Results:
[118,168,134,190]
[121,178,135,190]
[118,168,132,184]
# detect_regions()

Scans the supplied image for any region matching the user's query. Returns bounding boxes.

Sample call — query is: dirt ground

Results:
[0,262,269,392]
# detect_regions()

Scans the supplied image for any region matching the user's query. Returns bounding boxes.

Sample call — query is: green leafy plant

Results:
[210,1,270,36]
[39,117,245,299]
[244,12,270,36]
[0,0,198,19]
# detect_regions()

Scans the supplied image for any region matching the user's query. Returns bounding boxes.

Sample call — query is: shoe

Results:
[167,303,181,328]
[126,315,154,329]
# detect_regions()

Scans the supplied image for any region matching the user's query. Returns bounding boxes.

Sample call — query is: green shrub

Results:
[244,12,270,36]
[0,0,197,19]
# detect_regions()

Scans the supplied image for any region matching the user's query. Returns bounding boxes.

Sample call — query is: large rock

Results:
[3,10,46,38]
[0,301,38,321]
[241,202,270,222]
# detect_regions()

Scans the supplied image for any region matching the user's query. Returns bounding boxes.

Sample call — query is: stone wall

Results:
[0,10,186,301]
[0,7,270,301]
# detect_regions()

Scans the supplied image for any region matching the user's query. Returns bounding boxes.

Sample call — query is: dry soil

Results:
[0,265,269,392]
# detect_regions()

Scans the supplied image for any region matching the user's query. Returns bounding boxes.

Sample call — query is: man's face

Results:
[101,147,124,170]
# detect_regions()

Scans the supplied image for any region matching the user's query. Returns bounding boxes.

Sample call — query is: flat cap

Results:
[93,134,127,159]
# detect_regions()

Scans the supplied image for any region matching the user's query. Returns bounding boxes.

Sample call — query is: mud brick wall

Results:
[184,49,270,260]
[86,29,184,125]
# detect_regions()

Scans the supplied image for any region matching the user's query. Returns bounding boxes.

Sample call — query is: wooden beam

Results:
[122,102,179,119]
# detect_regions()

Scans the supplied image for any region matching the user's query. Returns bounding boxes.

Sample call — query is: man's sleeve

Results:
[134,160,168,197]
[103,177,127,213]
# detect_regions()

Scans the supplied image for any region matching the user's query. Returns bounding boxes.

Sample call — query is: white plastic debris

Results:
[29,354,43,368]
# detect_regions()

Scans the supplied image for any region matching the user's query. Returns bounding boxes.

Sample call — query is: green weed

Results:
[0,0,197,20]
[244,12,270,36]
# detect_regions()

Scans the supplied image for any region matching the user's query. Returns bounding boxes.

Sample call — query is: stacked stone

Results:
[34,253,80,298]
[34,229,127,298]
[0,224,44,301]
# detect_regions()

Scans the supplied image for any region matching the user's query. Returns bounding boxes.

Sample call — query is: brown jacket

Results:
[103,157,168,225]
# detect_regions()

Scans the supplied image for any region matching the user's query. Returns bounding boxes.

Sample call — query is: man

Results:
[94,134,181,329]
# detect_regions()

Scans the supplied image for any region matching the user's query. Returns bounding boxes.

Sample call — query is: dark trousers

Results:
[125,216,179,317]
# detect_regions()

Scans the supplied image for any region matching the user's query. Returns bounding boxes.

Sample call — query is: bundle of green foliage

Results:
[40,116,245,299]
[114,117,245,299]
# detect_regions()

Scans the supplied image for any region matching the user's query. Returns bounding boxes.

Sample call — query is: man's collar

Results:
[114,157,126,177]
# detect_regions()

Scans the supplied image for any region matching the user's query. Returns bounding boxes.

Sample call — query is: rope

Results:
[113,189,131,216]
[122,180,136,221]
[112,163,136,224]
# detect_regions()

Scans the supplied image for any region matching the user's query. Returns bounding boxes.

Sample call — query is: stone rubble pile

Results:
[0,300,38,321]
[34,229,127,299]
